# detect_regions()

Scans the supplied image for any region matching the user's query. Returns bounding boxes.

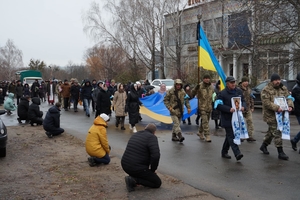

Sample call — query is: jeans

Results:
[94,153,110,164]
[222,127,241,157]
[83,98,90,116]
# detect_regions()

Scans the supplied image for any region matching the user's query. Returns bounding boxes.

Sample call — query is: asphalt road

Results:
[3,102,300,200]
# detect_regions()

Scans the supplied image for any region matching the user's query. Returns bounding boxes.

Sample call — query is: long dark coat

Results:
[17,97,30,120]
[28,97,43,120]
[96,88,112,116]
[126,84,141,125]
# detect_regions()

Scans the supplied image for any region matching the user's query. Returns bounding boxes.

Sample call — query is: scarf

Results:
[274,97,290,140]
[231,97,249,145]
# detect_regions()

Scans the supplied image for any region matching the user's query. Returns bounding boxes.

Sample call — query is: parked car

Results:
[151,79,174,92]
[0,110,7,157]
[252,79,297,105]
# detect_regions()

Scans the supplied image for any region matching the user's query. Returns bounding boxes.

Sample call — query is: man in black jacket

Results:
[291,72,300,153]
[121,123,161,192]
[43,102,64,138]
[17,95,30,123]
[216,76,245,161]
[28,97,43,126]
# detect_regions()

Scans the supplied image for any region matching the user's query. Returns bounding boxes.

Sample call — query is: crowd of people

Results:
[2,73,300,192]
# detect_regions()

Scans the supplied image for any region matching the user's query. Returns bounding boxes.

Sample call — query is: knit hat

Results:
[225,76,236,82]
[203,74,211,79]
[100,113,110,122]
[270,73,280,82]
[145,123,157,134]
[241,77,249,83]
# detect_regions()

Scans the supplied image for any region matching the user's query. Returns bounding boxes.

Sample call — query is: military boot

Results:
[205,134,211,142]
[178,132,185,143]
[197,132,205,140]
[277,147,289,160]
[172,133,179,141]
[260,143,269,154]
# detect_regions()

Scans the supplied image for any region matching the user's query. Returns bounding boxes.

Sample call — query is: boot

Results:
[197,132,205,140]
[205,135,211,142]
[172,133,179,141]
[260,143,269,154]
[120,117,125,130]
[178,132,185,143]
[277,147,289,160]
[290,139,297,151]
[115,117,119,128]
[17,118,22,124]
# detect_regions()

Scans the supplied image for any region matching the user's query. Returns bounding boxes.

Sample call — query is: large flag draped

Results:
[197,22,226,89]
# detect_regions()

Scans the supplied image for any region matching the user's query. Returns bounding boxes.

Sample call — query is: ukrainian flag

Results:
[197,22,226,89]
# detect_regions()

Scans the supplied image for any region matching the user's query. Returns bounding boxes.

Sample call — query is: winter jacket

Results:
[80,81,93,100]
[46,82,56,95]
[108,84,117,96]
[96,88,112,115]
[43,105,61,131]
[85,116,110,158]
[4,93,17,111]
[261,82,293,124]
[192,81,213,113]
[164,83,190,118]
[238,83,254,112]
[60,82,71,98]
[17,97,30,120]
[31,81,40,97]
[292,83,300,116]
[113,83,127,117]
[216,87,246,128]
[126,84,141,124]
[23,84,31,97]
[121,129,160,173]
[28,97,43,120]
[70,84,81,100]
[15,84,23,97]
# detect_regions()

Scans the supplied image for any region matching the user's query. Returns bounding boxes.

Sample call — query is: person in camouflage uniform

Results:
[164,79,191,142]
[192,74,214,142]
[238,77,256,142]
[260,73,294,160]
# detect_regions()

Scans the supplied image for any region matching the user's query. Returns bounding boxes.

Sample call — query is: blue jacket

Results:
[4,93,16,111]
[216,87,246,128]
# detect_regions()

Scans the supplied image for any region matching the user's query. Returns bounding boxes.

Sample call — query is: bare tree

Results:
[0,39,23,80]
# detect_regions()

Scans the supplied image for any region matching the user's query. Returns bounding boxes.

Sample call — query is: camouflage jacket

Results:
[192,82,213,113]
[164,87,190,117]
[238,84,254,112]
[261,82,294,124]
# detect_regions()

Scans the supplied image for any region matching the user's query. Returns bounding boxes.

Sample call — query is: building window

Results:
[167,28,176,46]
[243,63,249,77]
[203,17,222,41]
[182,23,197,44]
[229,64,233,76]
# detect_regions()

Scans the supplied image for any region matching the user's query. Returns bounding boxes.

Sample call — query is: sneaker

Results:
[291,139,297,151]
[132,126,137,133]
[222,154,231,159]
[125,176,136,192]
[129,124,132,130]
[45,132,53,138]
[88,157,97,167]
[236,153,243,161]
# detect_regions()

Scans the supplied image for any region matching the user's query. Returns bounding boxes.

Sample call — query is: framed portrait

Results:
[274,96,288,111]
[231,97,241,111]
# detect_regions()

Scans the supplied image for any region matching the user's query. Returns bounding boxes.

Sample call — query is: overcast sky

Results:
[0,0,109,67]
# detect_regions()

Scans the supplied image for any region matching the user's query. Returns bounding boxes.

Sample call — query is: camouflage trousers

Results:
[263,123,282,147]
[243,111,254,138]
[171,115,182,135]
[199,111,211,136]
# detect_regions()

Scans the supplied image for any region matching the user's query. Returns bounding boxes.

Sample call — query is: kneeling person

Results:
[85,113,111,167]
[121,123,161,192]
[43,102,64,138]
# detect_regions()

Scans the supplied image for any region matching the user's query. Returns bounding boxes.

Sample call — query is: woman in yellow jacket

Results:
[85,113,111,167]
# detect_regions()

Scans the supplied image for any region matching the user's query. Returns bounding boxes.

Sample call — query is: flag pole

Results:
[197,14,202,85]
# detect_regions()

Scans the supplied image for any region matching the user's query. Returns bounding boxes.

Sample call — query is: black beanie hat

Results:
[270,73,280,82]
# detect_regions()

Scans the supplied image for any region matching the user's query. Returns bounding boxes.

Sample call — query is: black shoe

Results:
[88,157,97,167]
[247,137,256,142]
[121,127,126,130]
[222,154,231,159]
[45,132,53,138]
[236,153,243,161]
[195,121,199,126]
[179,137,185,143]
[291,139,297,151]
[260,143,270,155]
[278,152,289,160]
[125,176,136,192]
[240,139,245,142]
[182,120,186,124]
[25,120,30,124]
[188,122,191,125]
[116,121,119,127]
[87,114,90,117]
[30,122,34,126]
[17,118,22,124]
[172,137,179,141]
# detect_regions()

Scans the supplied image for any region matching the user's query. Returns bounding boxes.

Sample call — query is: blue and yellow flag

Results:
[197,22,226,89]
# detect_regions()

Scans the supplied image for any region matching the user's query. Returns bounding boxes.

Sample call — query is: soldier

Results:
[260,73,293,160]
[192,74,214,142]
[238,77,256,142]
[164,79,191,142]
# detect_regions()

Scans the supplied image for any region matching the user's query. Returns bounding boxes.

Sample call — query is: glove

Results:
[187,109,191,114]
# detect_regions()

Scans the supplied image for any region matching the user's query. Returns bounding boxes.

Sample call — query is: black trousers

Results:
[63,97,69,109]
[45,127,64,136]
[222,127,241,157]
[125,169,161,188]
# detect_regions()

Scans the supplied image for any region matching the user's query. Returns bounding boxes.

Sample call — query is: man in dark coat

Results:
[28,97,43,126]
[70,80,81,112]
[121,123,161,192]
[216,76,245,161]
[17,95,30,123]
[15,80,23,105]
[95,83,112,118]
[43,102,64,138]
[81,80,93,117]
[108,79,117,96]
[31,79,40,98]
